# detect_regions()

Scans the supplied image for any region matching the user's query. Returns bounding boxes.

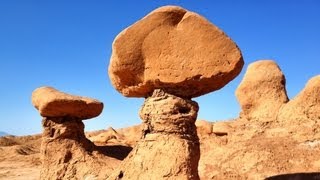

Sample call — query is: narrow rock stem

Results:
[109,89,200,179]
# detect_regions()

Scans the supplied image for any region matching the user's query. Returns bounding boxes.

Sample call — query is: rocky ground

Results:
[1,118,320,180]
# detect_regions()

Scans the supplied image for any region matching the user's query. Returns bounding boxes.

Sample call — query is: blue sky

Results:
[0,0,319,135]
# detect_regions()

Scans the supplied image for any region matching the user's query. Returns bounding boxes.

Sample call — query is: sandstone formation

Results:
[32,86,103,119]
[212,121,232,136]
[195,120,213,136]
[88,127,124,144]
[108,89,200,179]
[278,75,320,122]
[236,60,289,121]
[109,5,244,98]
[275,75,320,141]
[108,5,244,180]
[32,86,117,179]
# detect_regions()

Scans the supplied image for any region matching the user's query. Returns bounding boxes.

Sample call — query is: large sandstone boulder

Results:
[32,86,103,119]
[236,60,288,120]
[109,5,243,98]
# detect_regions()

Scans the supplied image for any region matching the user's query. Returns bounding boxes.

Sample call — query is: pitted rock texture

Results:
[139,89,199,136]
[32,86,119,179]
[279,75,320,122]
[32,86,103,119]
[108,5,244,98]
[236,60,288,120]
[40,117,117,180]
[108,90,200,180]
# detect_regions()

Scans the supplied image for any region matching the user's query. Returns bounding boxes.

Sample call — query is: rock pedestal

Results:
[32,87,115,179]
[108,89,200,180]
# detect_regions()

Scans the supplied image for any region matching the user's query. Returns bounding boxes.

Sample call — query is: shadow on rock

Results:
[95,145,133,160]
[266,172,320,180]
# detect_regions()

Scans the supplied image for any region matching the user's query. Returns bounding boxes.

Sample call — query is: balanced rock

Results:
[32,86,116,179]
[109,5,244,98]
[236,60,288,120]
[279,75,320,122]
[32,86,103,119]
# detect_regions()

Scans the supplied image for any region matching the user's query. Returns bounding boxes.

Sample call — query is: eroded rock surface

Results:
[108,89,200,180]
[32,86,103,119]
[109,5,243,98]
[279,75,320,122]
[40,117,116,180]
[236,60,288,120]
[32,87,118,179]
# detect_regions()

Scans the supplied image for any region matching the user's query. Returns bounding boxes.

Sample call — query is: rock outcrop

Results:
[108,5,243,180]
[32,86,117,179]
[109,5,243,98]
[108,89,200,179]
[278,75,320,122]
[236,60,289,121]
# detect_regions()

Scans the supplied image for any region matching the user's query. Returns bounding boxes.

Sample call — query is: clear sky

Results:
[0,0,319,135]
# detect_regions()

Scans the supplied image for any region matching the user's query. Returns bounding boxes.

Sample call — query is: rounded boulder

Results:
[109,5,243,98]
[32,86,103,119]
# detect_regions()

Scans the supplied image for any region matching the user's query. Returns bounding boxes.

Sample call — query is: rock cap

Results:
[109,5,243,98]
[32,86,103,119]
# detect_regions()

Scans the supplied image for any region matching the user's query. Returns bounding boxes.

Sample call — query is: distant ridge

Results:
[0,131,9,137]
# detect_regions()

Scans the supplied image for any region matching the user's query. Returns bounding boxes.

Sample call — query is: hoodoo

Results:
[32,86,115,179]
[108,5,243,179]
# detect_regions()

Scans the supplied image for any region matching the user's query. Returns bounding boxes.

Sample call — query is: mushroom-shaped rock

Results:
[32,86,103,119]
[279,75,320,122]
[109,5,244,98]
[31,86,115,179]
[236,60,288,120]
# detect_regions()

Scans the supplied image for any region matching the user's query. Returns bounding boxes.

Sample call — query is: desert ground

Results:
[1,118,320,179]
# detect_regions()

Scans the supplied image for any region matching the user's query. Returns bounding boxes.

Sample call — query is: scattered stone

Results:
[236,60,288,120]
[196,120,213,136]
[109,5,243,98]
[212,121,232,136]
[88,127,124,144]
[32,86,103,119]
